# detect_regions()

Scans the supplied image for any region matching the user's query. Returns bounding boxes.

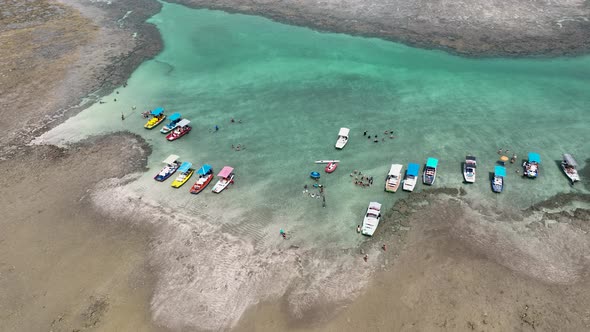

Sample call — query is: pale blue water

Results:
[36,2,590,328]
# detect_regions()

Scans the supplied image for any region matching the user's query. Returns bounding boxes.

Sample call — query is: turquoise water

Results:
[37,2,590,328]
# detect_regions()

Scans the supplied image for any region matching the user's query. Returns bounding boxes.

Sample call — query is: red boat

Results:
[166,119,191,141]
[325,162,338,173]
[190,164,213,194]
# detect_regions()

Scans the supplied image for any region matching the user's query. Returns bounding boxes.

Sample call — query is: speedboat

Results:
[212,166,235,193]
[561,153,580,184]
[154,154,180,182]
[492,165,506,193]
[361,202,382,237]
[171,161,194,188]
[190,164,214,194]
[166,119,191,141]
[335,127,350,149]
[325,162,338,173]
[160,112,182,134]
[463,155,476,183]
[522,152,540,178]
[144,107,166,129]
[385,164,403,193]
[423,157,438,185]
[402,163,420,192]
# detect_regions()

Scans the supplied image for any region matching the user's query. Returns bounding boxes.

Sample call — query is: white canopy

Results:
[162,154,179,164]
[338,127,350,137]
[177,119,190,127]
[388,164,403,176]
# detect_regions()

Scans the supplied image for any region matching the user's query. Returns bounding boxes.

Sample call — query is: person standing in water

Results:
[215,125,219,131]
[356,225,361,233]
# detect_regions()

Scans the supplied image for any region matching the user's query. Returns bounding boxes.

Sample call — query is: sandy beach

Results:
[1,0,590,331]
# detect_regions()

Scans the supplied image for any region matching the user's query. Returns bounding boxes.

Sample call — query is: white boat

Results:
[335,128,350,149]
[361,202,382,237]
[463,155,477,183]
[402,163,420,192]
[561,153,580,184]
[212,166,235,193]
[385,164,403,193]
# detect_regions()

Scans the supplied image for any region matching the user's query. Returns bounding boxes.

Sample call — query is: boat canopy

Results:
[150,107,164,116]
[168,112,181,122]
[528,152,541,163]
[407,163,420,176]
[563,154,577,166]
[178,161,192,173]
[177,119,190,127]
[162,154,179,164]
[197,164,212,175]
[426,158,439,168]
[494,166,507,177]
[217,166,234,178]
[388,164,403,175]
[338,127,350,137]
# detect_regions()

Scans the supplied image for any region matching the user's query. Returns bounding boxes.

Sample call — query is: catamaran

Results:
[385,164,403,193]
[160,112,182,134]
[492,165,506,193]
[154,154,180,182]
[402,163,420,192]
[561,153,580,184]
[190,164,214,194]
[423,157,438,185]
[144,107,166,129]
[171,161,194,188]
[212,166,235,193]
[361,202,382,237]
[463,155,477,183]
[166,119,191,141]
[522,152,540,178]
[335,128,350,149]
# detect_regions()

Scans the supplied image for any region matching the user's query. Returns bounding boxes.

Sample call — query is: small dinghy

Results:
[212,166,235,193]
[190,164,214,194]
[154,154,180,182]
[402,163,420,192]
[561,153,580,184]
[144,107,166,129]
[325,162,338,173]
[335,128,350,149]
[492,165,506,193]
[385,164,403,193]
[463,155,476,183]
[522,152,540,178]
[160,112,182,134]
[166,119,191,141]
[361,202,382,237]
[310,171,321,179]
[171,162,194,188]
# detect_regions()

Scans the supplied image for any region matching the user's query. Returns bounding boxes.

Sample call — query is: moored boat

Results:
[160,112,182,134]
[144,107,166,129]
[423,157,438,185]
[335,128,350,149]
[154,154,180,182]
[325,162,338,173]
[522,152,540,178]
[166,119,191,141]
[561,153,580,184]
[402,163,420,192]
[385,164,403,193]
[212,166,235,193]
[492,165,506,193]
[171,162,194,188]
[463,155,476,183]
[361,202,382,236]
[190,164,214,194]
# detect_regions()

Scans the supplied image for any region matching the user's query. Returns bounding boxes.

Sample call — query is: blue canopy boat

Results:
[492,165,506,193]
[522,152,540,178]
[403,163,420,192]
[190,164,214,194]
[144,107,166,129]
[171,161,194,188]
[423,158,438,185]
[160,112,182,134]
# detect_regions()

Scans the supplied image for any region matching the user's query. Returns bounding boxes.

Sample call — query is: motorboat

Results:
[325,162,338,173]
[522,152,540,178]
[160,112,182,134]
[144,107,166,129]
[463,155,476,183]
[171,162,194,188]
[361,202,382,237]
[154,154,180,182]
[423,157,438,185]
[561,153,580,184]
[402,163,420,192]
[492,165,506,193]
[335,128,350,149]
[166,119,191,141]
[385,164,403,193]
[190,164,214,194]
[212,166,235,193]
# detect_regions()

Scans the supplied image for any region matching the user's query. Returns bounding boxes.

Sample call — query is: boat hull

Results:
[144,115,166,129]
[561,164,580,183]
[402,178,416,192]
[154,165,178,182]
[522,162,539,178]
[171,170,194,188]
[325,162,338,173]
[190,174,213,194]
[212,174,234,193]
[160,123,178,134]
[166,127,191,141]
[492,176,504,193]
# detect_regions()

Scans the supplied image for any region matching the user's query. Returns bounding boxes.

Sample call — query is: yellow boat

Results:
[171,162,194,188]
[144,107,166,129]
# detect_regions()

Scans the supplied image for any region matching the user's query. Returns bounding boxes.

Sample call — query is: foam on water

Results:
[35,2,590,330]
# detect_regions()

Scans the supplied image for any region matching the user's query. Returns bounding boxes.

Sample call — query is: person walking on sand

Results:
[382,244,387,251]
[363,254,368,262]
[121,113,125,121]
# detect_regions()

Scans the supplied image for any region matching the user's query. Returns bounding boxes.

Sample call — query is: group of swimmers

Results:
[363,129,396,143]
[350,170,373,187]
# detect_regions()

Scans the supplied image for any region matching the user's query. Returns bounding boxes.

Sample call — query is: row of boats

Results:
[154,155,235,194]
[144,108,192,141]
